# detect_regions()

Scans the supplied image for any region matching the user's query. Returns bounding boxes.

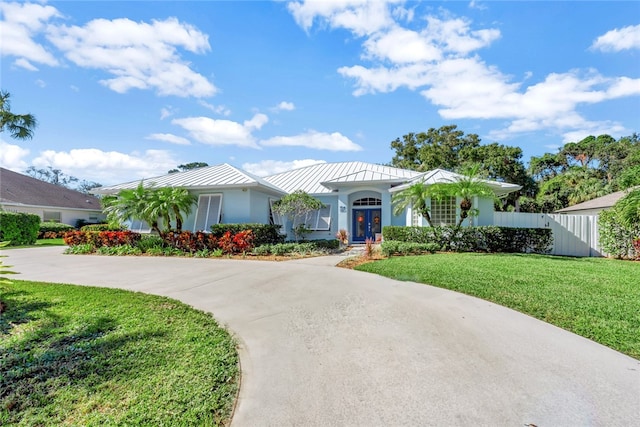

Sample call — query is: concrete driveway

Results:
[4,247,639,426]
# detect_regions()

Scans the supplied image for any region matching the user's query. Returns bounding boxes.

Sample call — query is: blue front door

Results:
[352,209,381,242]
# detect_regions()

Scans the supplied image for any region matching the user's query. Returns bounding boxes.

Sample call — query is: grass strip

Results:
[356,253,640,359]
[0,280,238,426]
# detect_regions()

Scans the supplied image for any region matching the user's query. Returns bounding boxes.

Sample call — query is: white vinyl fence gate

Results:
[493,212,602,257]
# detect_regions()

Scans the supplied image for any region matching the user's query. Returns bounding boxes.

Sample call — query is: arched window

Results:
[353,197,381,206]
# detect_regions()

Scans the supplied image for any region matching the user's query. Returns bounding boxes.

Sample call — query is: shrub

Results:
[382,225,553,254]
[64,243,95,254]
[163,231,218,253]
[211,223,284,246]
[80,223,121,232]
[252,244,272,256]
[63,231,141,248]
[599,209,640,259]
[0,212,40,246]
[97,244,142,256]
[38,221,74,239]
[137,235,165,252]
[381,241,439,257]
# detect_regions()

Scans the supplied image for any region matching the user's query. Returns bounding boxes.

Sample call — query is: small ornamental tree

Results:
[272,190,323,241]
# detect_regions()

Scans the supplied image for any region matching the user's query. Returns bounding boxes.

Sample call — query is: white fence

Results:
[493,212,602,257]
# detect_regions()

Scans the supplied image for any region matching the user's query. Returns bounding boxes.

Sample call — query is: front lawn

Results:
[0,281,238,426]
[1,238,66,249]
[356,253,640,359]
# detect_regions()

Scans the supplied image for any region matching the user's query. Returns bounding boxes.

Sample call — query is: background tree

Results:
[168,162,209,173]
[389,125,529,211]
[26,166,79,187]
[272,190,323,241]
[0,91,37,141]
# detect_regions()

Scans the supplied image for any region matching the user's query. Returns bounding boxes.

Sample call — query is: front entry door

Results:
[352,209,381,242]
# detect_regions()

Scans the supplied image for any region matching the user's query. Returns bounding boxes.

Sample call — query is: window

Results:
[353,197,381,206]
[269,198,284,226]
[194,194,222,231]
[293,205,332,231]
[130,220,151,233]
[43,211,61,222]
[431,197,457,226]
[411,206,421,226]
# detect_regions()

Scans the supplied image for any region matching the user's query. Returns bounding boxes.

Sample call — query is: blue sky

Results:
[1,1,639,185]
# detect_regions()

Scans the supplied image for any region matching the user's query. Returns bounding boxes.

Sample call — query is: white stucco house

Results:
[0,167,105,226]
[96,162,521,243]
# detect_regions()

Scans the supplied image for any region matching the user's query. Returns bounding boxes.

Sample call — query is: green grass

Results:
[1,239,66,249]
[0,280,239,426]
[356,253,640,359]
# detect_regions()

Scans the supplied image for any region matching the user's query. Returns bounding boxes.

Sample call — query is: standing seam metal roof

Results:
[263,161,422,194]
[96,163,285,194]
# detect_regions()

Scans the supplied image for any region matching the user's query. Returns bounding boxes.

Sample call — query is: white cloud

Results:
[35,79,46,88]
[0,2,60,67]
[32,148,178,184]
[288,0,398,36]
[591,24,640,52]
[0,140,30,170]
[160,107,174,120]
[47,17,216,97]
[293,2,639,141]
[146,133,191,146]
[242,159,326,177]
[275,101,296,111]
[172,113,268,149]
[198,100,231,116]
[260,130,363,151]
[14,58,39,71]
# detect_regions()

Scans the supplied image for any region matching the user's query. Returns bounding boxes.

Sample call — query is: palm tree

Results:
[392,182,435,227]
[0,91,37,140]
[430,164,496,228]
[102,182,161,234]
[149,187,196,232]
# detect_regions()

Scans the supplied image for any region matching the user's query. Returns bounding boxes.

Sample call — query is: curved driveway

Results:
[4,247,639,426]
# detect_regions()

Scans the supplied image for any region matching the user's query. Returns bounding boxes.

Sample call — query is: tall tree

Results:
[25,166,79,188]
[168,162,209,173]
[0,91,37,140]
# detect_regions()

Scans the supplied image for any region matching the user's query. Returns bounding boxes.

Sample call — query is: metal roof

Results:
[390,168,522,197]
[0,167,103,211]
[264,161,421,194]
[95,163,286,195]
[555,187,637,213]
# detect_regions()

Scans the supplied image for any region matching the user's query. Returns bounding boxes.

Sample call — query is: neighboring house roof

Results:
[264,161,421,194]
[390,168,522,197]
[0,167,102,211]
[555,188,635,213]
[95,163,286,195]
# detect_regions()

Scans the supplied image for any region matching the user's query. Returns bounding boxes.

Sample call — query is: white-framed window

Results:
[43,211,61,222]
[430,197,457,226]
[293,205,332,231]
[194,194,223,232]
[269,198,284,226]
[353,197,381,206]
[130,220,151,233]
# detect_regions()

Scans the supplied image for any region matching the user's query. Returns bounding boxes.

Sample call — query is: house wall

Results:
[475,197,495,226]
[0,203,105,227]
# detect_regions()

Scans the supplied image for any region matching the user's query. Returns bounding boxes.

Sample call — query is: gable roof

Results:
[0,167,102,211]
[264,161,421,194]
[390,168,522,197]
[555,188,636,213]
[95,163,286,195]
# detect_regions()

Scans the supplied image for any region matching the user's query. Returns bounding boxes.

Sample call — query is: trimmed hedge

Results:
[39,221,74,239]
[381,241,440,257]
[0,212,40,246]
[253,239,339,256]
[598,209,640,259]
[210,223,285,246]
[382,225,553,254]
[80,223,122,232]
